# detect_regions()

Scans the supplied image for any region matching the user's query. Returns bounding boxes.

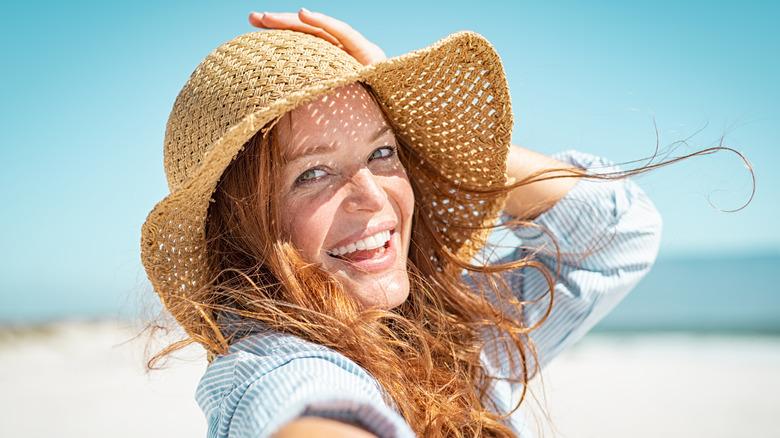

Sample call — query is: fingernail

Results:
[300,7,311,13]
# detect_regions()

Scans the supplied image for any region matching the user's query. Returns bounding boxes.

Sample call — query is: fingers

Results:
[247,11,266,28]
[248,9,387,65]
[248,11,341,47]
[298,9,386,64]
[296,9,359,48]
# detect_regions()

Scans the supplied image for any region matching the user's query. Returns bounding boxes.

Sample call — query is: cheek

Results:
[393,174,416,222]
[280,195,334,258]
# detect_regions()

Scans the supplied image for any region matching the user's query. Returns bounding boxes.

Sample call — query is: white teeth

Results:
[327,230,391,257]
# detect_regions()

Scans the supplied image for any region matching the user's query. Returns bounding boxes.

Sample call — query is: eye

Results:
[369,146,396,162]
[295,168,327,184]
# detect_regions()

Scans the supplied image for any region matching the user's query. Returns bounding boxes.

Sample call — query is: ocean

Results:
[595,253,780,333]
[2,255,778,333]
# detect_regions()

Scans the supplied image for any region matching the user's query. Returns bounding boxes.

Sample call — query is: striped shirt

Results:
[196,151,663,437]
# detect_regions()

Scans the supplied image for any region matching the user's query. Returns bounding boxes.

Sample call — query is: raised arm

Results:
[500,151,663,367]
[505,145,580,220]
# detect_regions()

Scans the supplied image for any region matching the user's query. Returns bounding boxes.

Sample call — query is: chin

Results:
[348,273,411,310]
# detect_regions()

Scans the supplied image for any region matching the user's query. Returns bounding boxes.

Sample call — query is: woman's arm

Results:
[198,333,416,438]
[273,417,378,438]
[505,145,580,220]
[501,151,663,368]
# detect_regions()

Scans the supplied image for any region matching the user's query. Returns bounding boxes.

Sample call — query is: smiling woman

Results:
[141,10,663,438]
[276,84,414,309]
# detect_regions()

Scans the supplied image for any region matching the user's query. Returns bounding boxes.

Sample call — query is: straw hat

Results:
[141,30,513,320]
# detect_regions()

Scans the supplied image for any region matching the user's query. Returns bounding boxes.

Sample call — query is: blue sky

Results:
[1,0,777,322]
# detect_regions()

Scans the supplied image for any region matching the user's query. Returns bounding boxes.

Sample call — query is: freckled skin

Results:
[277,83,415,309]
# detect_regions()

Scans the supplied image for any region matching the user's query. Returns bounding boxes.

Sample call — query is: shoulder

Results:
[197,331,413,438]
[201,331,374,389]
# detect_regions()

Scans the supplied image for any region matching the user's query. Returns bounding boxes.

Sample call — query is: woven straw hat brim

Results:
[141,30,512,316]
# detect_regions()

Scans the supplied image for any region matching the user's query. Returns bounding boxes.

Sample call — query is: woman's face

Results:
[276,83,415,309]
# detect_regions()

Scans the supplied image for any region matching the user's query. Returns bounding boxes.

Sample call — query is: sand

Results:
[525,335,780,438]
[1,320,778,437]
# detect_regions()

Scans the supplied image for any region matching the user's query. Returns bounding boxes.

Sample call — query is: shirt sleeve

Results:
[484,150,663,369]
[197,335,416,438]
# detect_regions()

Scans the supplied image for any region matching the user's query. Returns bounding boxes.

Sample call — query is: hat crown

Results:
[163,30,363,191]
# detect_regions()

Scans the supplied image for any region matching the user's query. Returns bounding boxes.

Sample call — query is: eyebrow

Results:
[368,125,393,143]
[285,125,394,163]
[285,143,336,163]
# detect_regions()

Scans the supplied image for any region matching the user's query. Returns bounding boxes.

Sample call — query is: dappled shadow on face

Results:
[276,83,391,165]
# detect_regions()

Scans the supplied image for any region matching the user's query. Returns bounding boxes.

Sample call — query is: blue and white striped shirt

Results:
[196,151,662,437]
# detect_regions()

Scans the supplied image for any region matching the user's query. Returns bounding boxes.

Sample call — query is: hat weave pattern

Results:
[142,30,512,328]
[164,32,365,191]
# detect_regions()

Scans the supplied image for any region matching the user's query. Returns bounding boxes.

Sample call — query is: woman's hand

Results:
[249,9,387,66]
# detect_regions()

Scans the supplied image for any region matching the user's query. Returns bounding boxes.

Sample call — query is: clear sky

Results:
[1,0,777,322]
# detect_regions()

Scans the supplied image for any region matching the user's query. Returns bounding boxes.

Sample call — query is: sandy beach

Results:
[1,320,778,437]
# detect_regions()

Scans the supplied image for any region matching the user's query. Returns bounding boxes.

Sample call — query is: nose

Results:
[343,169,387,213]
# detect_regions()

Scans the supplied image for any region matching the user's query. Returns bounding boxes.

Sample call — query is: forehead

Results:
[276,83,390,158]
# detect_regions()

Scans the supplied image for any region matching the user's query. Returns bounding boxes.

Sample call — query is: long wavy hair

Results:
[145,83,753,437]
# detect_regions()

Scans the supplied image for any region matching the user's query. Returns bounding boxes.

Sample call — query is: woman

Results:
[142,10,662,437]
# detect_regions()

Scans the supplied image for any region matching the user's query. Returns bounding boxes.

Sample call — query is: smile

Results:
[326,230,392,258]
